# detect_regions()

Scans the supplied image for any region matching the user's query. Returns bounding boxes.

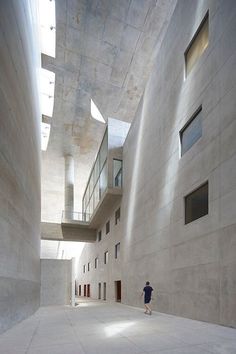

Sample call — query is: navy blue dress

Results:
[143,285,153,304]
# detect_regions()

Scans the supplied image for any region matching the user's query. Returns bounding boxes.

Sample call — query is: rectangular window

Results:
[104,251,108,264]
[185,182,208,224]
[106,221,110,234]
[115,207,120,225]
[95,257,98,269]
[88,262,90,272]
[115,242,120,259]
[83,265,86,273]
[185,11,209,76]
[180,106,202,156]
[113,159,122,187]
[98,230,102,242]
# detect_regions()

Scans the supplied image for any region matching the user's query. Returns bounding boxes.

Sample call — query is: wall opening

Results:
[115,280,121,302]
[103,282,106,300]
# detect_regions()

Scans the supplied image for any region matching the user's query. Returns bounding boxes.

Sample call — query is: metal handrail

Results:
[61,210,91,223]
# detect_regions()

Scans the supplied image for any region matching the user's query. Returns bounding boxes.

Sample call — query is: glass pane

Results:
[185,182,208,224]
[181,109,202,155]
[185,13,209,76]
[113,159,122,187]
[99,160,108,197]
[94,158,99,185]
[99,130,108,170]
[94,181,100,210]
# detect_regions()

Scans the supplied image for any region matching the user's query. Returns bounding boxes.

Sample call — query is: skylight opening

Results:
[39,0,56,58]
[41,122,51,151]
[91,99,106,123]
[40,68,55,117]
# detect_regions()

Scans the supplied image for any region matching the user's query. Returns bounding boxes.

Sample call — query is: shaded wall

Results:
[0,0,41,333]
[40,260,72,306]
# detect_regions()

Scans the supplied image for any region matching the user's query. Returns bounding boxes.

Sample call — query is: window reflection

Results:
[113,159,122,187]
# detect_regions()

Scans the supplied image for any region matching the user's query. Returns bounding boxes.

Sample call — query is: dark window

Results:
[88,262,90,272]
[106,221,110,234]
[98,230,102,242]
[180,107,202,156]
[115,207,120,225]
[83,265,86,273]
[185,182,208,224]
[95,257,98,269]
[104,251,108,264]
[185,11,209,76]
[115,242,120,259]
[113,159,122,187]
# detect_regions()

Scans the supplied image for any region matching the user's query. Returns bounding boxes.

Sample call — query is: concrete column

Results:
[64,155,74,219]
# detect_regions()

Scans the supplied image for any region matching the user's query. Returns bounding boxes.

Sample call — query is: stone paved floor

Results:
[0,299,236,354]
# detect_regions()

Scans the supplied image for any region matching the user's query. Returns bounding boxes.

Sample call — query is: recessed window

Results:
[185,182,208,224]
[106,221,110,234]
[185,11,209,76]
[95,257,98,269]
[115,242,120,259]
[98,230,102,242]
[88,262,90,272]
[180,106,202,156]
[115,208,120,225]
[104,251,108,264]
[113,159,122,187]
[83,265,86,273]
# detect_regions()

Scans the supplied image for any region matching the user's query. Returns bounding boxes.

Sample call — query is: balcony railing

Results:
[61,210,91,223]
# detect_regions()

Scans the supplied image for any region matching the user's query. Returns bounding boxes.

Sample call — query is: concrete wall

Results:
[77,199,122,301]
[40,260,72,306]
[76,0,236,327]
[0,1,41,333]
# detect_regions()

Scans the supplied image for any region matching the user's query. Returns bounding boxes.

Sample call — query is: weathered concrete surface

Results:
[41,222,97,242]
[41,0,177,224]
[0,0,41,333]
[40,259,72,306]
[77,0,236,327]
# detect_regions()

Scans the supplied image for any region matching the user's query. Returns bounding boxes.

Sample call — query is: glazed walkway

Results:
[0,300,236,354]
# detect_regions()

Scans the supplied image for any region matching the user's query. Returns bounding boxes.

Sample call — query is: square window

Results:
[106,221,110,234]
[185,182,208,224]
[104,251,108,264]
[185,11,209,76]
[180,106,202,156]
[115,242,120,259]
[115,207,120,225]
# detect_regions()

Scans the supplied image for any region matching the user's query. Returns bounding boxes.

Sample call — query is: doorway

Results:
[87,284,90,297]
[78,285,81,296]
[83,284,87,297]
[98,283,101,299]
[103,282,106,300]
[115,280,121,302]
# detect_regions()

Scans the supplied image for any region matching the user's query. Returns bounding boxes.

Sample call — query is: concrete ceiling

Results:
[41,0,177,222]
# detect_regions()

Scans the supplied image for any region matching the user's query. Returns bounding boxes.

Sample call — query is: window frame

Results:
[106,220,110,234]
[104,251,108,264]
[184,181,209,224]
[180,105,202,156]
[115,207,120,225]
[184,11,209,78]
[115,242,120,259]
[98,230,102,242]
